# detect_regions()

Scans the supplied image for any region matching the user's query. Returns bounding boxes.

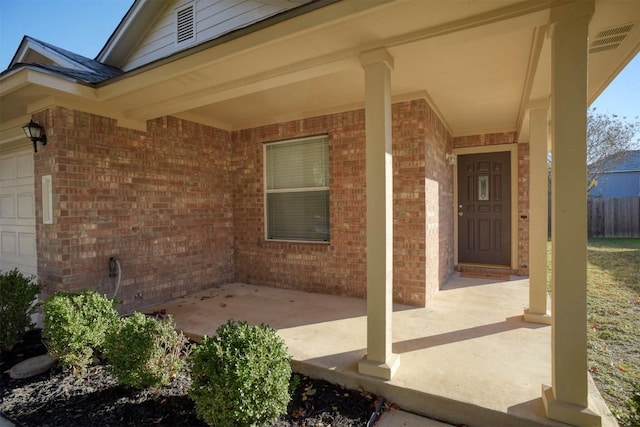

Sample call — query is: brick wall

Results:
[452,132,518,148]
[232,99,453,306]
[33,107,234,312]
[394,100,454,304]
[232,111,367,299]
[518,143,530,275]
[33,100,453,310]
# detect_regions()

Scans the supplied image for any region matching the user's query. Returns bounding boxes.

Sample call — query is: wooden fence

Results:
[588,197,640,238]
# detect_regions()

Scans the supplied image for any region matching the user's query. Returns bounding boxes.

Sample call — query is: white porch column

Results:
[524,103,551,325]
[542,2,601,426]
[357,48,400,380]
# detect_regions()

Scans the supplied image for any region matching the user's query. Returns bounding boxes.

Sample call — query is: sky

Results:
[0,0,638,120]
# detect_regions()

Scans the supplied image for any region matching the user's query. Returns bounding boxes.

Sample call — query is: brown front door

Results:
[458,151,511,266]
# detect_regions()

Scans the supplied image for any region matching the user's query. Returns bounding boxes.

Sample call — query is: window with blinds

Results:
[265,136,329,242]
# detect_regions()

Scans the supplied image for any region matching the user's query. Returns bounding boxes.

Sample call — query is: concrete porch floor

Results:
[147,273,616,427]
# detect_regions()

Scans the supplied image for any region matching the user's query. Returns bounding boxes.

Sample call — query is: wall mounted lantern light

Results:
[446,153,457,165]
[22,120,47,153]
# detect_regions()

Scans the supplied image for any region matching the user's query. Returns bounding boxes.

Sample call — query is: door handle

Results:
[458,212,463,216]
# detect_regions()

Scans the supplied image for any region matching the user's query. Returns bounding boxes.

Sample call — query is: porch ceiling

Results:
[185,22,536,135]
[1,0,639,140]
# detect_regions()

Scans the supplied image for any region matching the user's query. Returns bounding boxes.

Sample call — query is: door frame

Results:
[452,143,519,270]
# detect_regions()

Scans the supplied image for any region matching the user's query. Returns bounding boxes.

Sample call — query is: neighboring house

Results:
[589,150,640,198]
[1,1,639,425]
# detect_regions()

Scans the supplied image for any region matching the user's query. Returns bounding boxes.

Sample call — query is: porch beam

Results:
[524,103,551,325]
[542,1,601,425]
[357,48,400,380]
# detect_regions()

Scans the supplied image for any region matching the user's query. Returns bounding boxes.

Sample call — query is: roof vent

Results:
[176,5,195,44]
[589,24,634,54]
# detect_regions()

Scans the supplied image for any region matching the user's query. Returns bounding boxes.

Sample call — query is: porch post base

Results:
[523,308,552,325]
[358,353,400,380]
[542,385,602,427]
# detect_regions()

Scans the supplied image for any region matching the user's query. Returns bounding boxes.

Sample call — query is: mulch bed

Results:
[0,329,392,427]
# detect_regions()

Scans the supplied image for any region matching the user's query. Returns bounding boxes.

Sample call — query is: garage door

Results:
[0,149,37,276]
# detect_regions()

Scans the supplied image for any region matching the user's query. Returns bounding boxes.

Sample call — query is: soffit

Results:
[165,0,546,134]
[94,0,547,135]
[186,25,534,134]
[519,0,640,141]
[586,1,640,103]
[2,0,639,139]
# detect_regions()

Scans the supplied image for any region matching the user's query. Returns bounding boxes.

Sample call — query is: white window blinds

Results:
[265,136,329,242]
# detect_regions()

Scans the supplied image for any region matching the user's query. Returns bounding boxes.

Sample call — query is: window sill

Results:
[265,239,330,245]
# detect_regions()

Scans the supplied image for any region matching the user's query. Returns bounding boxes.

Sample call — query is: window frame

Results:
[263,135,330,243]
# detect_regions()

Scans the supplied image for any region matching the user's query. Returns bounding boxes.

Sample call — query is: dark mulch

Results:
[0,330,391,427]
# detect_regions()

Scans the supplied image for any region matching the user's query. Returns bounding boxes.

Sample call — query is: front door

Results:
[457,151,511,266]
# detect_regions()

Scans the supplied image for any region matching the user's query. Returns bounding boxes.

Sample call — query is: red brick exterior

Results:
[31,100,456,309]
[233,99,453,306]
[232,111,369,299]
[452,132,518,148]
[518,143,530,276]
[33,108,234,312]
[394,101,454,303]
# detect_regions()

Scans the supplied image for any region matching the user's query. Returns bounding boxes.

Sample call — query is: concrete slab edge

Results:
[291,360,569,427]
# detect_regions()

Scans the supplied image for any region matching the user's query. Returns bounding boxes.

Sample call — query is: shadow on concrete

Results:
[440,276,517,290]
[506,398,553,426]
[393,316,547,354]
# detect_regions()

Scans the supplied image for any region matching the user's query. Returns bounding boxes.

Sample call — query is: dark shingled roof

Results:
[11,37,123,84]
[28,63,122,84]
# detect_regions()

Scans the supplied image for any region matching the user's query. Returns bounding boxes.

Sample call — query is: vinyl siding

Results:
[122,0,301,71]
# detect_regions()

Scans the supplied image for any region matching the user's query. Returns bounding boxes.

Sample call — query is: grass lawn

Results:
[586,238,640,426]
[547,238,640,425]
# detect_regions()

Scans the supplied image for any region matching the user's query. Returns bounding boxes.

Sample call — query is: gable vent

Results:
[589,24,634,54]
[176,5,195,44]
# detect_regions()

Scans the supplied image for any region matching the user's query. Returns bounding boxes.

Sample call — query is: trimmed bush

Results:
[103,312,189,388]
[189,319,292,427]
[43,290,118,370]
[628,382,640,426]
[0,269,40,351]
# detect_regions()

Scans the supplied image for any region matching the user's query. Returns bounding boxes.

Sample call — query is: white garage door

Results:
[0,149,37,276]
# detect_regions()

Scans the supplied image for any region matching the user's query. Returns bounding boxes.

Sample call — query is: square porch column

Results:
[542,2,601,425]
[357,48,400,380]
[524,103,551,325]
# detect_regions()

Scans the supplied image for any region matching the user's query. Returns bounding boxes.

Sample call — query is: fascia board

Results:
[0,68,30,96]
[96,0,172,68]
[11,39,94,72]
[588,42,640,106]
[451,126,519,138]
[121,51,359,120]
[30,94,146,131]
[226,90,454,133]
[1,67,96,100]
[0,69,146,132]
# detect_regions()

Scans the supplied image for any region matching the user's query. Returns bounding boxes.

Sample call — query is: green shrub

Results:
[189,319,292,427]
[0,269,40,351]
[627,382,640,426]
[103,312,189,388]
[43,290,118,370]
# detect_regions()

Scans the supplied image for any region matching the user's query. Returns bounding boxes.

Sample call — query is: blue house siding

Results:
[589,151,640,198]
[589,171,640,198]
